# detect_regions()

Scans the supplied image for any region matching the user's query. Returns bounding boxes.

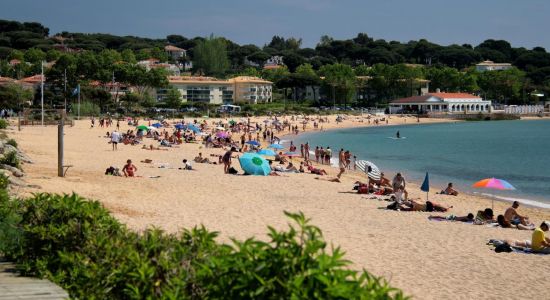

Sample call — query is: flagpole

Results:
[41,61,44,126]
[77,84,81,120]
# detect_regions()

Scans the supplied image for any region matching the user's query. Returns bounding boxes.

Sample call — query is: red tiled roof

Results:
[390,95,434,104]
[429,92,481,99]
[165,45,185,52]
[20,75,44,84]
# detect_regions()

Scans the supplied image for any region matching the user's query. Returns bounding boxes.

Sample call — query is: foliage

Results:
[0,193,406,299]
[0,83,34,110]
[6,138,17,148]
[0,119,8,129]
[164,87,182,109]
[0,150,20,168]
[73,101,100,116]
[193,34,230,77]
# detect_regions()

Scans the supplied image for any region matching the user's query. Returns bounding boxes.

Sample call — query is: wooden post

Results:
[58,118,64,177]
[18,112,21,131]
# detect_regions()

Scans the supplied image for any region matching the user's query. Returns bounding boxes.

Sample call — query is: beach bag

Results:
[386,201,399,210]
[228,167,238,175]
[357,185,369,194]
[495,243,513,253]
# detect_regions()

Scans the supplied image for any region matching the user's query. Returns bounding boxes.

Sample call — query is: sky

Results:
[1,0,549,50]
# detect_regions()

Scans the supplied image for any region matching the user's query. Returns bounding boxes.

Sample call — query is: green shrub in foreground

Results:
[0,119,8,129]
[0,151,20,168]
[0,193,406,299]
[6,138,17,148]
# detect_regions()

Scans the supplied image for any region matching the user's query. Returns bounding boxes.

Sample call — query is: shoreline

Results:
[280,116,550,211]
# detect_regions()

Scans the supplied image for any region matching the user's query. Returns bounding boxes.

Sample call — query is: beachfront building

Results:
[389,92,492,114]
[156,76,272,105]
[230,76,272,104]
[475,60,512,72]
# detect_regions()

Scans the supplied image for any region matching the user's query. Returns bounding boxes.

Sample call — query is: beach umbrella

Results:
[151,123,163,128]
[355,160,381,181]
[257,149,276,156]
[238,153,271,176]
[420,172,430,201]
[175,124,184,130]
[216,131,229,138]
[184,124,201,133]
[284,151,301,158]
[472,178,516,210]
[136,125,149,131]
[246,140,261,146]
[269,144,285,150]
[229,120,236,125]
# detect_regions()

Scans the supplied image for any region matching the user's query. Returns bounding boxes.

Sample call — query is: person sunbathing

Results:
[308,165,327,175]
[194,152,210,163]
[400,200,451,212]
[474,208,495,225]
[285,162,298,172]
[429,213,474,222]
[440,182,459,196]
[497,215,534,230]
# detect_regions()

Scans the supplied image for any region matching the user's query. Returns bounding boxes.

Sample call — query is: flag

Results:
[420,172,430,192]
[71,85,80,96]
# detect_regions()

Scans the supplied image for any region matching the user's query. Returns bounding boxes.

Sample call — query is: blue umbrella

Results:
[151,123,163,128]
[175,124,184,130]
[246,140,261,146]
[184,124,201,133]
[239,153,271,176]
[420,172,430,201]
[269,144,284,150]
[257,149,276,156]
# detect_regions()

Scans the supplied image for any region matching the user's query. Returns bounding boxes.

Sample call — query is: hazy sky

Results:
[1,0,549,49]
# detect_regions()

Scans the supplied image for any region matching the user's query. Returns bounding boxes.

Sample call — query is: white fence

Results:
[503,105,544,115]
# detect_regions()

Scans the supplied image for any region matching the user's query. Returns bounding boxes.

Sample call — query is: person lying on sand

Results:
[497,214,534,230]
[194,152,211,164]
[315,177,341,183]
[307,165,327,175]
[440,182,459,196]
[122,159,137,177]
[400,200,452,212]
[142,144,168,151]
[504,201,533,227]
[429,213,474,222]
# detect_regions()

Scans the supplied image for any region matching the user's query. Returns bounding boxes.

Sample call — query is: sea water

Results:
[292,119,550,208]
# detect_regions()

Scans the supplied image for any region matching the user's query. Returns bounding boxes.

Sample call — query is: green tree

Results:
[0,83,34,110]
[319,63,356,108]
[193,34,230,77]
[165,87,182,109]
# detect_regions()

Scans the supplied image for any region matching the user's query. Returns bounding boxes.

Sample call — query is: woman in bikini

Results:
[122,159,137,177]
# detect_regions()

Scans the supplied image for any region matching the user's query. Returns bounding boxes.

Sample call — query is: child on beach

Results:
[122,159,137,177]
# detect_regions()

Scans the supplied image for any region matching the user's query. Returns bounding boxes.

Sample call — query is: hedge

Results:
[0,192,406,299]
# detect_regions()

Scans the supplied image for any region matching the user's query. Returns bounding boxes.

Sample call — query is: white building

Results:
[389,92,492,114]
[475,60,512,72]
[137,59,181,76]
[164,45,187,60]
[157,76,272,105]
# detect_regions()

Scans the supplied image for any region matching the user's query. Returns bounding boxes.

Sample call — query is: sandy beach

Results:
[8,114,550,300]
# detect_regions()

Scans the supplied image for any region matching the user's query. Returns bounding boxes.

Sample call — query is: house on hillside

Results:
[389,92,492,114]
[475,60,512,72]
[164,45,186,60]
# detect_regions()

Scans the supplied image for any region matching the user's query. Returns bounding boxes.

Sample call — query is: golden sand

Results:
[9,115,550,299]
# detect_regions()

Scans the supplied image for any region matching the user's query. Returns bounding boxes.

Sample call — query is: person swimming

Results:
[396,131,400,138]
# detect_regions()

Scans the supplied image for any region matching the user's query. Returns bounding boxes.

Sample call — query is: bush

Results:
[0,119,8,129]
[0,193,406,299]
[6,138,17,148]
[0,151,20,168]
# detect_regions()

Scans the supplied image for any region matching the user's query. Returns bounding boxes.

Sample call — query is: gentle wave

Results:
[475,192,550,209]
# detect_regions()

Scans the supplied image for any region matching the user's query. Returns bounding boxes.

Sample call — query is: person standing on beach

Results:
[337,149,346,179]
[315,146,320,163]
[111,130,120,151]
[344,150,351,170]
[304,143,310,160]
[325,147,332,165]
[300,144,304,158]
[223,147,236,174]
[392,173,408,200]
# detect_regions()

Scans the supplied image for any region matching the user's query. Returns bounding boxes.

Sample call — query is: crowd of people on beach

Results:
[97,113,550,255]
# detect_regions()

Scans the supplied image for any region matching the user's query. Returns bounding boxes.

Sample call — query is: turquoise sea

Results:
[291,120,550,208]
